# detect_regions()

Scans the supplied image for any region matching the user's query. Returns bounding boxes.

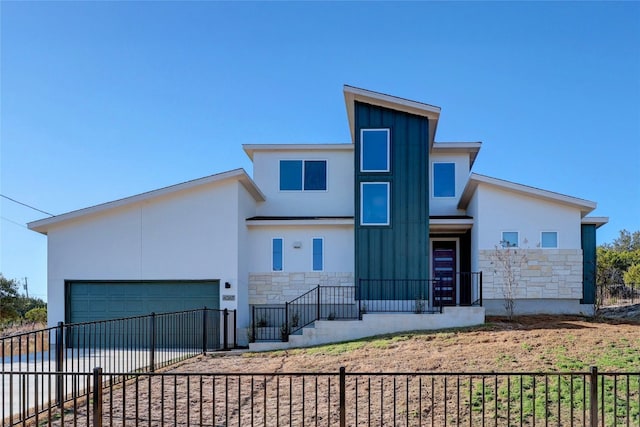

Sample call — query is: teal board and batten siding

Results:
[354,101,430,299]
[581,225,596,305]
[66,280,220,348]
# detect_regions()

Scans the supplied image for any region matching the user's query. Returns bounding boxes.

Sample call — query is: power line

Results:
[0,194,54,216]
[1,216,28,229]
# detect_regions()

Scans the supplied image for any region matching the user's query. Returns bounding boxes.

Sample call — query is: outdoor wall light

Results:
[225,281,231,289]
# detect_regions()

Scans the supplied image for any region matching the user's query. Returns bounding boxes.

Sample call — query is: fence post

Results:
[317,285,321,321]
[223,308,229,350]
[233,309,237,348]
[93,367,103,427]
[479,271,483,307]
[284,302,289,342]
[150,313,156,372]
[590,366,598,427]
[56,321,64,407]
[252,305,256,343]
[202,307,208,355]
[339,367,346,427]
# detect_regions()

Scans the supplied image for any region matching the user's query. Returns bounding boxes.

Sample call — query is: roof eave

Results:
[28,168,265,235]
[343,85,441,145]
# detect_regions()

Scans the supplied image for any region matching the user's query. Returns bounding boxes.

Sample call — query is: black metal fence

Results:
[3,367,638,426]
[1,308,235,425]
[598,282,639,307]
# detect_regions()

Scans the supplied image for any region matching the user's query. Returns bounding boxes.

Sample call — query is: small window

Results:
[272,238,283,271]
[361,129,390,172]
[541,232,558,248]
[501,232,519,248]
[433,163,455,197]
[279,160,327,191]
[312,238,323,271]
[361,182,390,225]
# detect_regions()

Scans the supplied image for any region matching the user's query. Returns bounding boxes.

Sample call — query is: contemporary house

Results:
[29,86,607,348]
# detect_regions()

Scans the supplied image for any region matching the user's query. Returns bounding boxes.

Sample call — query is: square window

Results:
[433,163,455,197]
[272,238,283,271]
[361,182,390,225]
[280,161,303,191]
[501,232,519,248]
[312,238,323,271]
[361,129,390,172]
[304,161,327,191]
[541,232,558,248]
[279,160,327,191]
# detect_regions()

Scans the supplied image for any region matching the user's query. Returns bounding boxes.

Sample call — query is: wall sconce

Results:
[225,281,231,289]
[293,241,302,249]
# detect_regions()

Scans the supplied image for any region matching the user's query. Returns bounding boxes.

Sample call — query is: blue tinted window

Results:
[312,238,323,271]
[501,232,519,248]
[280,161,303,190]
[541,232,558,248]
[272,238,283,271]
[433,163,455,197]
[279,160,326,191]
[304,161,327,190]
[361,183,389,225]
[361,129,390,172]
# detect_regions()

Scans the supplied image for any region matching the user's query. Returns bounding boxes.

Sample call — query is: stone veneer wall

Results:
[478,249,583,300]
[249,272,355,305]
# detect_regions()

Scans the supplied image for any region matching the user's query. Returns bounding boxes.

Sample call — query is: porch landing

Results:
[248,306,485,352]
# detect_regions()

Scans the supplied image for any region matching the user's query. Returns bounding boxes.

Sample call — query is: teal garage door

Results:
[67,280,219,323]
[66,281,220,349]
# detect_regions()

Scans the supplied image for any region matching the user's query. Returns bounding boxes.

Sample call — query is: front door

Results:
[432,241,456,306]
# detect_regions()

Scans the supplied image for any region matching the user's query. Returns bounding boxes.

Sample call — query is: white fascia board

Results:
[343,85,441,144]
[243,144,353,160]
[429,218,474,232]
[432,142,482,168]
[458,173,597,215]
[28,168,265,234]
[581,217,609,229]
[246,218,354,227]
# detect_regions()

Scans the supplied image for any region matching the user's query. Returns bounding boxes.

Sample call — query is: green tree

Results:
[624,263,640,285]
[24,307,47,323]
[0,275,20,320]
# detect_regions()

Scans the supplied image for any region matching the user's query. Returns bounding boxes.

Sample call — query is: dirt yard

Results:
[47,315,639,426]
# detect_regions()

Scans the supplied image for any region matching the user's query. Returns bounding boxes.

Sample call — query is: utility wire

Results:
[1,216,29,229]
[0,194,54,216]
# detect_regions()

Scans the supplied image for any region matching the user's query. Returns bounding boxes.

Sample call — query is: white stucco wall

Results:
[247,225,354,273]
[46,180,253,326]
[251,147,354,217]
[474,184,582,250]
[429,152,470,216]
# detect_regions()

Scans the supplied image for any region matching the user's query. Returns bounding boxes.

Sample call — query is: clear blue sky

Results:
[1,2,639,301]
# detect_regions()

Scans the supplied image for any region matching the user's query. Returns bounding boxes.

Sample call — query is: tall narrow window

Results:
[361,182,390,225]
[433,163,456,197]
[272,238,283,271]
[312,238,323,271]
[541,232,558,248]
[501,232,519,248]
[361,129,390,172]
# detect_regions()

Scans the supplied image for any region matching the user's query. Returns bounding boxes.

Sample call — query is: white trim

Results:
[501,231,519,248]
[581,217,609,229]
[312,237,324,272]
[360,182,391,226]
[247,218,354,227]
[540,231,559,249]
[360,128,390,173]
[278,159,329,192]
[243,143,353,160]
[272,237,284,272]
[432,162,456,198]
[431,142,482,168]
[429,238,461,307]
[28,168,265,234]
[458,173,597,216]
